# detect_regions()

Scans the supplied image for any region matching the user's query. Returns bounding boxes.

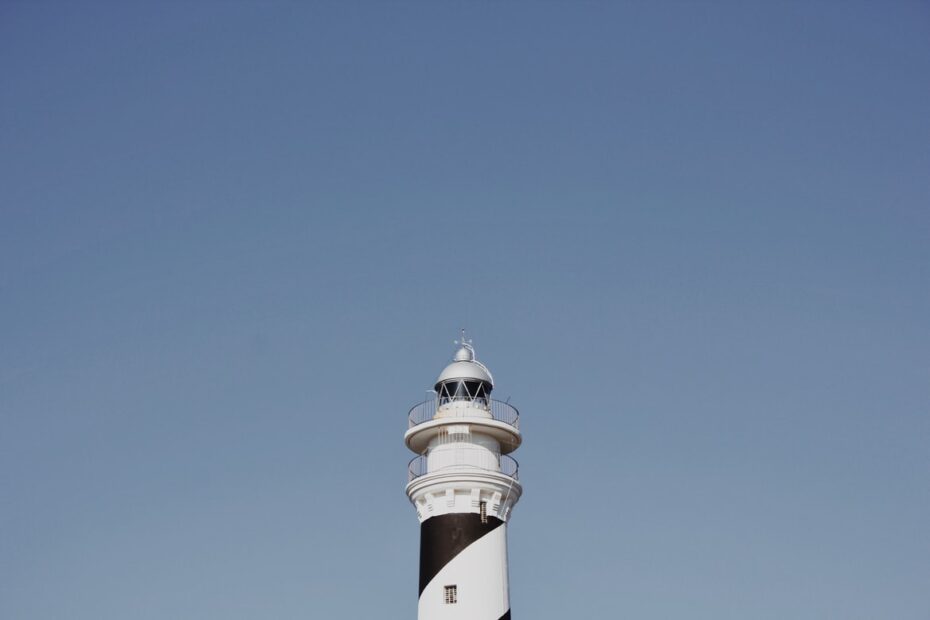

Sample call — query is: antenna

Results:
[452,327,472,345]
[454,328,473,349]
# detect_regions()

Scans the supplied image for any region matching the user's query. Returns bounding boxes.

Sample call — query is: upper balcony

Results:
[405,397,522,455]
[408,397,520,429]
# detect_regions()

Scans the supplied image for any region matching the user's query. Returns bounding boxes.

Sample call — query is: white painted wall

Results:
[426,427,501,475]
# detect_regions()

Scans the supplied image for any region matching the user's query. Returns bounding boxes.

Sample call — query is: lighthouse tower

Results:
[404,334,523,620]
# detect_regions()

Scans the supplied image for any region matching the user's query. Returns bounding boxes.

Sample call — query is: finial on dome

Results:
[453,328,475,362]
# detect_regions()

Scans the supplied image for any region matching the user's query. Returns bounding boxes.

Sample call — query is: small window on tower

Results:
[479,501,488,523]
[444,585,458,604]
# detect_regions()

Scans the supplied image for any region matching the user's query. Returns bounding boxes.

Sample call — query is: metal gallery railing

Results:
[407,397,520,429]
[407,450,519,483]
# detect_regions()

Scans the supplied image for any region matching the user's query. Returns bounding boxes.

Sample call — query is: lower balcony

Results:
[408,449,519,483]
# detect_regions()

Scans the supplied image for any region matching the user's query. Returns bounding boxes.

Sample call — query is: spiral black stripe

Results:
[418,512,504,596]
[498,610,511,620]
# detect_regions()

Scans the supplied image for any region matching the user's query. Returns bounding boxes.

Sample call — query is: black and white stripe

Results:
[418,512,512,619]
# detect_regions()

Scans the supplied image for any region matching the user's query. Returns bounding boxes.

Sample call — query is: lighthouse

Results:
[404,334,523,620]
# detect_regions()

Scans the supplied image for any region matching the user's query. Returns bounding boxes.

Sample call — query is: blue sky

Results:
[1,2,928,618]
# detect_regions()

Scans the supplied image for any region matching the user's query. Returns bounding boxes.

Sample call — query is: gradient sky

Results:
[1,2,928,619]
